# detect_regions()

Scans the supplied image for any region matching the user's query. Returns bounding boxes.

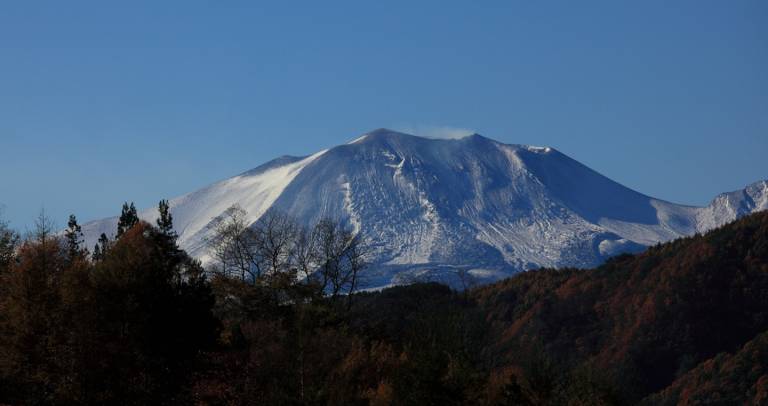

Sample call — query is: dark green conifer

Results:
[93,233,109,261]
[116,202,139,238]
[64,214,85,259]
[0,215,18,270]
[92,243,102,261]
[156,199,176,239]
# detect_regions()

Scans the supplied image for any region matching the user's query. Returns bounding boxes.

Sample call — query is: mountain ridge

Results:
[81,129,767,289]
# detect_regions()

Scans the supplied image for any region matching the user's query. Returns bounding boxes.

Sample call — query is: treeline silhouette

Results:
[473,211,768,405]
[0,205,766,405]
[0,205,217,404]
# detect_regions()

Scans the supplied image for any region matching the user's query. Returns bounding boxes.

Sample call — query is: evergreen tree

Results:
[156,199,176,239]
[92,233,109,261]
[0,215,18,271]
[92,244,101,262]
[0,211,68,404]
[88,223,218,402]
[116,202,139,238]
[64,214,85,260]
[0,213,218,403]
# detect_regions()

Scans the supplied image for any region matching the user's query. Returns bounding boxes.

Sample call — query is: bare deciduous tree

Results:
[312,218,368,301]
[207,205,259,282]
[313,218,345,297]
[253,211,297,285]
[343,233,367,309]
[206,206,368,302]
[292,225,319,283]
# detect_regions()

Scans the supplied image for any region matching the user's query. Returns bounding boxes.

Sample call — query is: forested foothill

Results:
[1,204,766,405]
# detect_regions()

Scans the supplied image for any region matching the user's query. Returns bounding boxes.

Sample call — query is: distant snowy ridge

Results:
[81,129,767,289]
[82,149,327,263]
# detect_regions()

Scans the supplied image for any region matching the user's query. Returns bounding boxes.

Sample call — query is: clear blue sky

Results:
[1,1,766,229]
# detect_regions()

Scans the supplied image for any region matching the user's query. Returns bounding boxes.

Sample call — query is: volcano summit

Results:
[82,129,768,289]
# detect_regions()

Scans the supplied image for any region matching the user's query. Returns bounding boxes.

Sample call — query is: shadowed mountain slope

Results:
[472,211,768,403]
[81,129,768,288]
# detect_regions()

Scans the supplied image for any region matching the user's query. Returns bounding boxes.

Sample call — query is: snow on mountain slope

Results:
[81,129,767,289]
[82,150,326,261]
[696,180,768,231]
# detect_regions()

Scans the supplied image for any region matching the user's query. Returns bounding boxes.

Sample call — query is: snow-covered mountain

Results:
[82,129,768,289]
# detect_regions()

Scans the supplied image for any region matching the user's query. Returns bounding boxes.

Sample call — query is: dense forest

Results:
[0,204,766,405]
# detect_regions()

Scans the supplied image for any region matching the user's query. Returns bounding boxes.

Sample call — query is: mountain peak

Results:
[460,132,496,144]
[352,128,490,145]
[80,129,766,291]
[366,128,408,137]
[348,128,415,144]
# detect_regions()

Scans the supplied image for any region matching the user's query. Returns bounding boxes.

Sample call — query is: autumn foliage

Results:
[0,208,767,404]
[473,210,768,404]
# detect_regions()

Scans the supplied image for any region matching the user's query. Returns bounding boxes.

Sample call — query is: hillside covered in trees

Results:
[0,205,766,405]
